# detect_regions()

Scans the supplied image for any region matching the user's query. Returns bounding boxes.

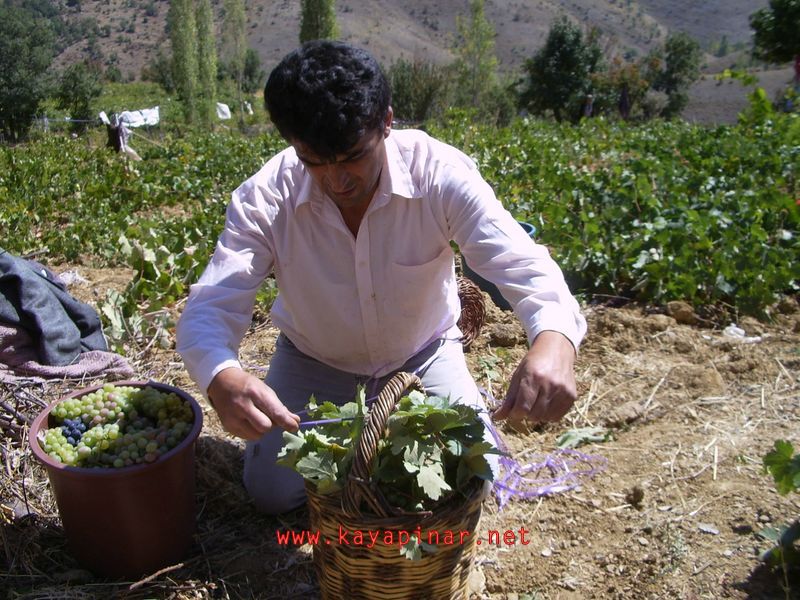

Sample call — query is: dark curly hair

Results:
[264,40,391,158]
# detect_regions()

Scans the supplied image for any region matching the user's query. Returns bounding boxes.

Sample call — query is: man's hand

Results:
[206,367,301,440]
[492,331,578,426]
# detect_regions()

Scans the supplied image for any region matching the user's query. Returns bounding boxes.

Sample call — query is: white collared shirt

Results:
[176,129,587,394]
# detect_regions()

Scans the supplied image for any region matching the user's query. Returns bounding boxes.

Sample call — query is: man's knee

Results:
[243,438,308,514]
[244,474,307,515]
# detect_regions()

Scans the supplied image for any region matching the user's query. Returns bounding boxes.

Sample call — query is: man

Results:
[176,40,587,514]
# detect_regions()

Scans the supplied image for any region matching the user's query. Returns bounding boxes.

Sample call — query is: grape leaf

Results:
[296,453,339,487]
[276,431,307,469]
[556,427,609,449]
[374,453,413,483]
[763,439,800,495]
[417,464,451,500]
[400,536,422,561]
[390,433,417,455]
[279,385,494,523]
[460,442,496,482]
[402,441,422,473]
[422,409,466,434]
[446,438,465,456]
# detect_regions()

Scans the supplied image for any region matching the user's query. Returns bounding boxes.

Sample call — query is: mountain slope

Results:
[48,0,795,124]
[54,0,769,80]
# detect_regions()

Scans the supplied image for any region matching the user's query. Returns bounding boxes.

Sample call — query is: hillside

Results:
[48,0,795,125]
[55,0,769,79]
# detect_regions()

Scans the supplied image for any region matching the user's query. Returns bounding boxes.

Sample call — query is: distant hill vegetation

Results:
[51,0,769,79]
[44,0,794,124]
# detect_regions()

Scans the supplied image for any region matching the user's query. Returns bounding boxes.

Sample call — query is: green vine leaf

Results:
[763,440,800,496]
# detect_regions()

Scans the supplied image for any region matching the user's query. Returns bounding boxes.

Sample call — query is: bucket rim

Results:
[516,220,537,236]
[29,379,203,476]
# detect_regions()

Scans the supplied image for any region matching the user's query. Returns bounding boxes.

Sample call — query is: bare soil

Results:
[683,66,796,126]
[2,267,799,600]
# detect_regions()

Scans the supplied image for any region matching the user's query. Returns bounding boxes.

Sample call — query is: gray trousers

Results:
[243,333,489,514]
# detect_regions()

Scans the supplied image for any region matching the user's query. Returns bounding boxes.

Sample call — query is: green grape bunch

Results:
[41,384,195,469]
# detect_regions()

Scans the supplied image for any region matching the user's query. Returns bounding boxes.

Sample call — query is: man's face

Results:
[292,109,392,212]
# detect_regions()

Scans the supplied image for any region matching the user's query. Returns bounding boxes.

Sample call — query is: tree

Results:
[196,0,218,125]
[168,0,199,123]
[716,35,730,58]
[299,0,338,43]
[590,56,650,120]
[241,48,266,94]
[0,5,55,142]
[452,0,498,108]
[223,0,247,124]
[518,16,602,122]
[646,32,701,118]
[55,61,103,133]
[388,57,449,123]
[750,0,800,83]
[141,49,176,93]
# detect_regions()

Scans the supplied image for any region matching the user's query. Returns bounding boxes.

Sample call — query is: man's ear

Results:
[384,106,393,137]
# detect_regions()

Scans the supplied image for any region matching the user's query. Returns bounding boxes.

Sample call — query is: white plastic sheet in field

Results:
[118,106,160,128]
[216,102,232,120]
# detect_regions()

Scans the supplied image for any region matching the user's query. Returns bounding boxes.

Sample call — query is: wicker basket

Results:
[305,371,485,600]
[456,276,485,350]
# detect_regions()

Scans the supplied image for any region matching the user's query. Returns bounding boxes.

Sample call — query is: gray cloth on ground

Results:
[0,248,109,366]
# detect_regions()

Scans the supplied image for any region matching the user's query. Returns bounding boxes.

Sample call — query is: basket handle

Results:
[341,371,424,518]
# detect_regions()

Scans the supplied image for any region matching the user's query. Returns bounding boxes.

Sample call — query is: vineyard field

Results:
[1,112,799,599]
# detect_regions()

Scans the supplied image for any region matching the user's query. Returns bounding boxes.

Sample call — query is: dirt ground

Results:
[2,266,799,600]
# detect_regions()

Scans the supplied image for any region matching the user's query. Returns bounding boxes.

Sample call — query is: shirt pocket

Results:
[386,245,454,319]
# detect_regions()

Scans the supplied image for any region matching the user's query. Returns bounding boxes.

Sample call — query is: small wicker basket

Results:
[456,276,485,350]
[305,371,485,600]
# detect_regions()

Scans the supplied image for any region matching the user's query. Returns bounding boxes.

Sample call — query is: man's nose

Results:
[323,163,349,188]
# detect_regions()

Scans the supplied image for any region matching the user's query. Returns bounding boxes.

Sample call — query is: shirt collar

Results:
[384,132,419,200]
[293,132,421,213]
[285,146,319,211]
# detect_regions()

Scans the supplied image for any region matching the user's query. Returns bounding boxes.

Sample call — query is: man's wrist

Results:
[206,365,244,407]
[531,329,578,358]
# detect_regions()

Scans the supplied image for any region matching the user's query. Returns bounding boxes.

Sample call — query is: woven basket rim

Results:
[306,475,485,528]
